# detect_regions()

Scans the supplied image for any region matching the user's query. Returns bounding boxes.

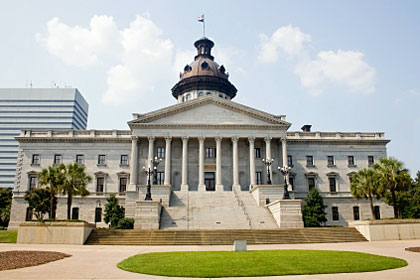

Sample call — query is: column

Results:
[215,137,223,191]
[264,136,273,182]
[164,137,172,185]
[181,136,189,191]
[248,137,256,187]
[128,136,138,191]
[281,137,290,188]
[232,137,239,189]
[147,136,155,168]
[198,137,205,191]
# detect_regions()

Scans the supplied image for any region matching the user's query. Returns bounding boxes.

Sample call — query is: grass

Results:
[117,250,407,278]
[0,230,17,243]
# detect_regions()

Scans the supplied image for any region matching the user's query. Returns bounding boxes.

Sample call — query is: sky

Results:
[1,0,419,175]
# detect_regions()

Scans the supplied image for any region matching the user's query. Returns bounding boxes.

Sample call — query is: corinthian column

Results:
[128,136,138,191]
[232,137,239,189]
[147,136,155,168]
[264,136,273,181]
[281,137,290,187]
[198,137,205,191]
[215,137,223,191]
[164,137,172,185]
[248,137,256,188]
[181,137,189,191]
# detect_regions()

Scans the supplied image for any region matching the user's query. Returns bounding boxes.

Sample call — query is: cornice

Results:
[16,137,131,143]
[130,123,289,129]
[287,139,390,145]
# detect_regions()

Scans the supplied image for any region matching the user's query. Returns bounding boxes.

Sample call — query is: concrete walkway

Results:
[1,240,420,280]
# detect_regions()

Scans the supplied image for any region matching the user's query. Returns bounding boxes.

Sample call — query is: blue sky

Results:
[1,0,419,175]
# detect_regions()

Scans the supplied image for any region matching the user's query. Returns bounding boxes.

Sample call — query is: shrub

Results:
[104,194,124,228]
[303,188,327,227]
[116,218,134,229]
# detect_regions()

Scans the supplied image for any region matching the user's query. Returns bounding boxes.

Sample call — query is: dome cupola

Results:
[171,37,237,103]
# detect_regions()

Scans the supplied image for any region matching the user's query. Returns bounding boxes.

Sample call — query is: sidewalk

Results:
[1,240,419,280]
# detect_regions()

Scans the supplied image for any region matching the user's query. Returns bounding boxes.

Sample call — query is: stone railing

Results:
[17,129,131,139]
[287,131,385,140]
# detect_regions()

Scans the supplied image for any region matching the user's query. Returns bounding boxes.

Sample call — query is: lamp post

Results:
[151,157,162,185]
[262,158,274,185]
[278,166,291,199]
[143,157,162,201]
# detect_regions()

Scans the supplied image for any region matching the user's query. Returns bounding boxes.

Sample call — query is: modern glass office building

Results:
[0,88,88,188]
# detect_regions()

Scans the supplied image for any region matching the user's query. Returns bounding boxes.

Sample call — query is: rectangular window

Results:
[353,206,360,221]
[308,177,315,191]
[332,206,339,221]
[32,154,40,165]
[120,155,129,165]
[348,155,355,166]
[29,175,37,190]
[327,156,334,166]
[156,172,164,185]
[71,207,79,220]
[98,155,106,165]
[95,207,102,223]
[289,176,295,191]
[157,147,165,158]
[119,177,127,193]
[54,154,62,164]
[205,148,216,159]
[254,148,261,158]
[368,156,374,166]
[287,155,293,167]
[96,177,104,193]
[256,172,262,185]
[204,172,215,191]
[76,154,84,164]
[374,206,381,219]
[306,156,314,167]
[329,177,337,192]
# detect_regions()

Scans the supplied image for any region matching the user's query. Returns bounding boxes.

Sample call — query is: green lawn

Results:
[0,230,17,243]
[117,250,407,278]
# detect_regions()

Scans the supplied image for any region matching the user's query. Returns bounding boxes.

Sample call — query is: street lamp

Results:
[143,157,162,201]
[278,166,291,199]
[262,158,274,185]
[151,157,162,185]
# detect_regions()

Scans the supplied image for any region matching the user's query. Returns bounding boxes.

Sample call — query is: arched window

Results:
[198,92,204,97]
[185,94,191,101]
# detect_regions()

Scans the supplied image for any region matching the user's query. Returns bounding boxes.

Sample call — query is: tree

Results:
[38,164,66,219]
[302,188,327,227]
[24,188,51,220]
[103,194,124,228]
[374,157,412,218]
[400,171,420,219]
[61,163,91,220]
[0,188,12,227]
[350,168,381,219]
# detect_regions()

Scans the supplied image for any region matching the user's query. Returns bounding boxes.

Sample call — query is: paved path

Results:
[1,240,420,280]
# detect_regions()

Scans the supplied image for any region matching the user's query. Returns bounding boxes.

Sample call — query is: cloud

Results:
[258,25,376,94]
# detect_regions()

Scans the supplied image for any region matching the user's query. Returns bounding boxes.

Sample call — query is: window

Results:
[32,154,40,165]
[353,206,360,221]
[205,148,216,159]
[185,94,191,101]
[218,94,224,98]
[96,177,104,193]
[76,154,84,164]
[254,148,261,158]
[157,147,165,158]
[374,206,381,219]
[205,172,215,191]
[348,156,355,166]
[289,176,295,191]
[256,172,262,185]
[308,177,315,191]
[329,177,337,193]
[98,155,106,165]
[25,207,33,221]
[206,92,212,95]
[368,156,374,166]
[119,177,127,193]
[120,155,129,165]
[287,155,293,167]
[306,156,314,167]
[332,206,339,221]
[156,172,164,185]
[72,207,79,220]
[327,156,335,166]
[28,175,37,190]
[54,154,62,164]
[94,207,102,223]
[198,92,204,97]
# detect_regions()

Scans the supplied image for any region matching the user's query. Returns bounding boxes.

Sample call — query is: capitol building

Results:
[9,37,393,230]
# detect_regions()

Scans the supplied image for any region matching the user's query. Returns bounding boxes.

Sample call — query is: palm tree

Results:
[373,157,411,218]
[61,163,92,220]
[38,164,66,219]
[350,168,380,219]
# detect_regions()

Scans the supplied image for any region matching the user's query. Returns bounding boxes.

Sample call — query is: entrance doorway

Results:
[205,172,215,191]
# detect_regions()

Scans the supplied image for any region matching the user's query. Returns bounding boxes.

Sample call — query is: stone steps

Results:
[85,227,367,245]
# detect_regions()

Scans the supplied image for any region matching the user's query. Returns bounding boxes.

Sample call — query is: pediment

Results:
[129,96,290,127]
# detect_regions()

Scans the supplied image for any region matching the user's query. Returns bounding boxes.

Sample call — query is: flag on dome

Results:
[198,14,204,22]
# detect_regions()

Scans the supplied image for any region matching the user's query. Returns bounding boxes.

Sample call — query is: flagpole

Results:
[203,16,205,37]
